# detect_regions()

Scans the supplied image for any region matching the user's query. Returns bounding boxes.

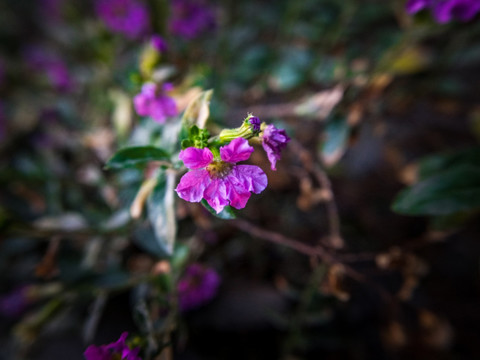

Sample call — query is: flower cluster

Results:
[169,0,216,39]
[177,264,220,312]
[175,115,290,213]
[133,83,178,123]
[96,0,149,39]
[406,0,480,23]
[84,332,141,360]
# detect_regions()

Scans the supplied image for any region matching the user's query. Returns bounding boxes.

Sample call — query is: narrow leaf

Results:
[106,146,171,169]
[147,170,177,254]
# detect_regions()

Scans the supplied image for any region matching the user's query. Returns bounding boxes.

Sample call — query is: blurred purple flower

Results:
[84,332,141,360]
[261,124,290,171]
[151,34,168,53]
[177,264,220,312]
[24,46,72,91]
[406,0,480,22]
[41,0,65,22]
[169,0,216,39]
[133,82,177,123]
[96,0,150,39]
[433,0,480,22]
[176,138,268,213]
[0,286,31,318]
[406,0,430,13]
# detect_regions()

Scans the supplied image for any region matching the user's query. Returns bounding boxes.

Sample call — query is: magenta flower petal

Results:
[84,345,110,360]
[261,124,290,171]
[179,147,213,169]
[220,137,254,163]
[406,0,430,13]
[176,169,210,202]
[225,174,252,209]
[84,332,141,360]
[234,165,268,194]
[433,0,480,23]
[204,178,229,213]
[133,92,150,116]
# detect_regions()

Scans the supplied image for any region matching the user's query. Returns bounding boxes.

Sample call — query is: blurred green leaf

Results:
[418,147,480,180]
[392,165,480,216]
[320,116,350,167]
[106,146,171,169]
[181,89,213,130]
[201,199,236,220]
[147,170,177,255]
[269,48,313,91]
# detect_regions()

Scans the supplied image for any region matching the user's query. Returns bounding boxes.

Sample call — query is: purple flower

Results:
[96,0,150,39]
[23,46,72,91]
[133,83,177,123]
[261,124,290,171]
[151,34,168,53]
[433,0,480,22]
[84,332,141,360]
[169,0,216,39]
[0,286,31,318]
[405,0,480,22]
[175,137,268,213]
[177,264,220,312]
[248,116,261,132]
[406,0,431,13]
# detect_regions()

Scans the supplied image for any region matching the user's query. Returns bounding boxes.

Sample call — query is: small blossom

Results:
[169,0,216,39]
[248,116,261,132]
[177,264,220,312]
[261,124,290,171]
[96,0,149,39]
[84,332,141,360]
[133,83,178,123]
[176,137,268,213]
[151,34,168,53]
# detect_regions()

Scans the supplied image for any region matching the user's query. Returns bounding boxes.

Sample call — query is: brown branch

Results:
[231,218,395,304]
[289,139,344,248]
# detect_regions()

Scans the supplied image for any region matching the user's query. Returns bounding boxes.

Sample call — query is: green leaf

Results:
[106,146,171,169]
[392,165,480,216]
[320,116,350,167]
[269,48,313,91]
[147,170,177,254]
[418,147,480,180]
[201,199,236,220]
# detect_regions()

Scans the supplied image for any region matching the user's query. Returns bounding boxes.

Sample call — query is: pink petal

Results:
[133,93,150,116]
[220,137,254,163]
[225,174,251,209]
[234,165,268,194]
[175,169,210,202]
[204,178,228,213]
[179,147,213,169]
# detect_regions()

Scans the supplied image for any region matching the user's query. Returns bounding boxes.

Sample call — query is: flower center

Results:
[207,160,233,179]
